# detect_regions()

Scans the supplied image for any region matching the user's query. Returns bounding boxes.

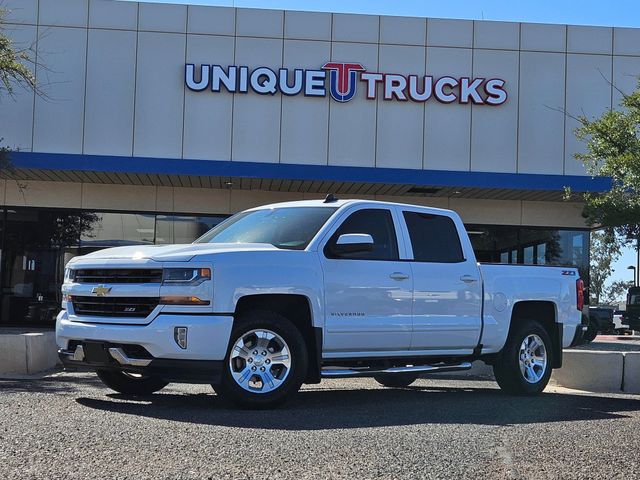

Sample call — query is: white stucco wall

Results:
[3,0,640,177]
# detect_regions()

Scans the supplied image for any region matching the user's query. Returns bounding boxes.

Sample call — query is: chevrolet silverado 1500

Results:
[57,198,586,408]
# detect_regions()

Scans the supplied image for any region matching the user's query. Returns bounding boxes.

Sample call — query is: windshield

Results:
[194,207,338,250]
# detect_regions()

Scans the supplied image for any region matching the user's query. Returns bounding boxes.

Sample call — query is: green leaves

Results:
[589,230,621,304]
[0,7,36,100]
[575,78,640,243]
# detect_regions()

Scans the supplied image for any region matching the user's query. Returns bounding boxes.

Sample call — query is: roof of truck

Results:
[245,198,455,214]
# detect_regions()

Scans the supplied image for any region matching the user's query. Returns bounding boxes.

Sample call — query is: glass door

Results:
[0,208,82,327]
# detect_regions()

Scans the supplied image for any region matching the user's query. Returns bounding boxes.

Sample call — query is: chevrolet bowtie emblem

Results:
[92,285,112,297]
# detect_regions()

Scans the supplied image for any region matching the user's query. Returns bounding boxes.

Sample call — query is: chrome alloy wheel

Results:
[519,334,547,384]
[229,329,292,394]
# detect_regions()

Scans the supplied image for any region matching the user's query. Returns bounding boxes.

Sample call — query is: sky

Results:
[138,0,640,293]
[612,244,638,298]
[135,0,640,28]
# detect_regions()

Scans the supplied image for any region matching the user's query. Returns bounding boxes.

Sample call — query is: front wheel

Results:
[493,319,553,395]
[96,369,168,396]
[213,310,308,409]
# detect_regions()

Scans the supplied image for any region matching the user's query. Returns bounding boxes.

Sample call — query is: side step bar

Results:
[321,362,472,378]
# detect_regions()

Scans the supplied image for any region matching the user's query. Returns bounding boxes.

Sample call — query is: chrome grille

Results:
[74,269,163,284]
[72,296,159,318]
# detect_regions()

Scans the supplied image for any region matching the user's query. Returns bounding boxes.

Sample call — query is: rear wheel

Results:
[213,310,308,409]
[96,369,168,396]
[493,319,553,395]
[374,373,419,388]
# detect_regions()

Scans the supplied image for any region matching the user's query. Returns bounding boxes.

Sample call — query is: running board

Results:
[321,362,473,378]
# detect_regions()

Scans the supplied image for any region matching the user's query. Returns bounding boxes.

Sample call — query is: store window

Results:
[467,225,590,290]
[0,208,228,327]
[155,215,227,244]
[0,208,82,326]
[79,212,155,251]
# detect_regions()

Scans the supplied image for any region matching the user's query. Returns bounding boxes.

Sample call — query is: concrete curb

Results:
[550,350,640,394]
[424,352,640,395]
[0,331,59,376]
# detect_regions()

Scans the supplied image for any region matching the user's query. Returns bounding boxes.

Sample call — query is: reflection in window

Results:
[536,243,546,264]
[467,225,590,290]
[80,213,155,248]
[1,209,84,326]
[155,215,227,244]
[0,209,230,327]
[523,246,534,264]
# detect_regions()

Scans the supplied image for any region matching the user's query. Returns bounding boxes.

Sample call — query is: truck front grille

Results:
[72,296,159,318]
[74,269,163,284]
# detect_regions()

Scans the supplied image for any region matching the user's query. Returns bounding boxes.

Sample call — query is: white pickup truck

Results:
[57,198,586,408]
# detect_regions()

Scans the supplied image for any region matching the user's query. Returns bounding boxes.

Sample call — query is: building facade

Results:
[1,0,637,326]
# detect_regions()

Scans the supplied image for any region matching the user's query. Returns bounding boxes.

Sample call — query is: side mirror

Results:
[331,233,374,256]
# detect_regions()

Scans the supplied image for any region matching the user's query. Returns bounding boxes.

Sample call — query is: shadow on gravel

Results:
[0,374,103,394]
[75,383,640,430]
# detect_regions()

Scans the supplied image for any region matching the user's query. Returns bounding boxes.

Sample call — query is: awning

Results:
[2,152,612,202]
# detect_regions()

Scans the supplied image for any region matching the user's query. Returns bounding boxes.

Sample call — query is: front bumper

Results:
[56,311,234,383]
[58,342,223,384]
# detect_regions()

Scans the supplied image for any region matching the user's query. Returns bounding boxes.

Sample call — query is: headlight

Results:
[64,268,75,284]
[61,294,72,310]
[162,268,211,285]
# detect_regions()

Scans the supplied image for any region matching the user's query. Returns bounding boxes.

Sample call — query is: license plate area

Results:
[82,342,113,364]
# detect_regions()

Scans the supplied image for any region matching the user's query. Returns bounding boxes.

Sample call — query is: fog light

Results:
[174,327,188,349]
[160,296,209,305]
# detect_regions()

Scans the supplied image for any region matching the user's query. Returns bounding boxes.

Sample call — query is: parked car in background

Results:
[585,306,615,341]
[626,287,640,332]
[612,310,630,334]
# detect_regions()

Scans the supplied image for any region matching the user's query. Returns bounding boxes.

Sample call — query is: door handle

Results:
[389,272,410,281]
[460,275,478,283]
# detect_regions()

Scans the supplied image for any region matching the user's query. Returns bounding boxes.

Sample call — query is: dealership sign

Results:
[185,62,507,105]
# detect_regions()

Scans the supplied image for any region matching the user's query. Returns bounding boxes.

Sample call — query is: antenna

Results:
[324,193,339,203]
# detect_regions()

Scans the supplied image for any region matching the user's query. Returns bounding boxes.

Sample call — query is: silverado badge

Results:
[91,285,112,297]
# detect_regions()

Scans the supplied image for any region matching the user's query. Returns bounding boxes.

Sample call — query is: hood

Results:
[71,243,280,263]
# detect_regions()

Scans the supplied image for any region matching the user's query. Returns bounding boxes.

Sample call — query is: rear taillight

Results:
[576,279,584,311]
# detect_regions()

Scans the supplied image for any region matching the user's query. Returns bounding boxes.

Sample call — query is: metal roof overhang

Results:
[2,152,612,202]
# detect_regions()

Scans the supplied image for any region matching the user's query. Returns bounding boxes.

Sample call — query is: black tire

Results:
[493,319,553,395]
[583,320,598,343]
[96,369,168,395]
[213,310,308,409]
[374,373,419,388]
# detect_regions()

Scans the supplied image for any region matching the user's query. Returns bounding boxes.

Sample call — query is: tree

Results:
[1,5,38,176]
[602,279,634,305]
[0,7,35,98]
[589,230,621,305]
[573,79,640,245]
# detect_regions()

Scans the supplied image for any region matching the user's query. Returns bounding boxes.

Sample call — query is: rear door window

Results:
[403,211,464,263]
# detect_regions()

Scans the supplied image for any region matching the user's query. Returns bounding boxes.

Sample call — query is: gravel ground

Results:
[1,372,640,479]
